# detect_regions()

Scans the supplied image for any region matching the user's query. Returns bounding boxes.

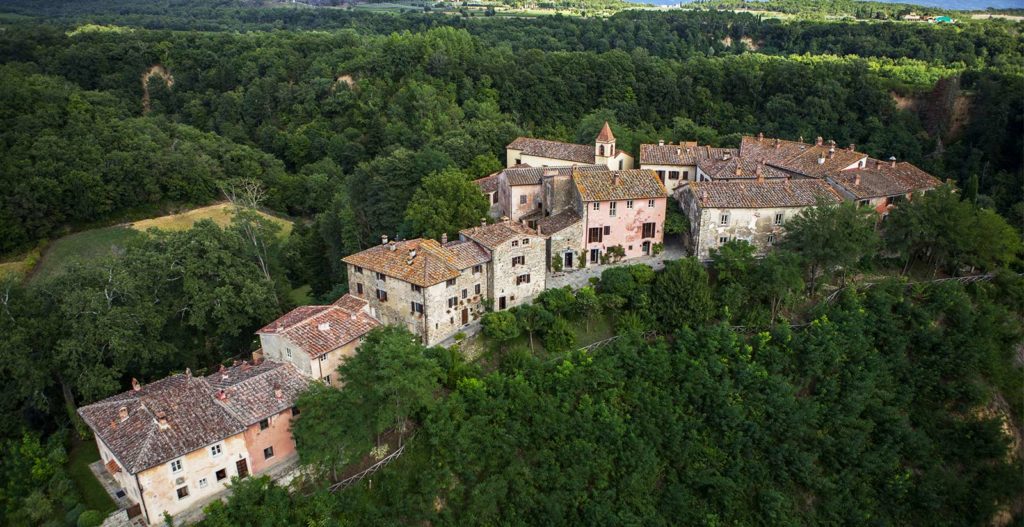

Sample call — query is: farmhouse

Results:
[826,158,942,215]
[342,222,546,346]
[638,141,737,195]
[77,360,309,526]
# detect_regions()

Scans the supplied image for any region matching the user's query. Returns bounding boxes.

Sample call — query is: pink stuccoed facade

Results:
[580,196,666,263]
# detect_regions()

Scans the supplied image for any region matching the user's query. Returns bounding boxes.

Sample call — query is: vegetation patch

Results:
[129,203,293,237]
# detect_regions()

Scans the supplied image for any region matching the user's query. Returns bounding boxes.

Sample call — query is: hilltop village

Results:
[77,123,943,525]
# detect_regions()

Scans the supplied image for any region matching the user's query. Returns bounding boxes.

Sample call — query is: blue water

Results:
[654,0,1024,9]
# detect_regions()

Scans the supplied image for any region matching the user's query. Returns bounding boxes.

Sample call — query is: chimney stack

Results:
[481,218,488,227]
[676,147,681,156]
[849,143,856,152]
[440,232,447,245]
[757,132,764,142]
[658,139,665,146]
[219,364,228,380]
[828,145,835,159]
[612,172,621,186]
[815,136,823,146]
[156,411,169,430]
[318,322,330,332]
[216,390,228,401]
[889,156,897,168]
[817,153,825,165]
[274,386,283,400]
[118,406,129,422]
[734,164,743,177]
[131,378,141,391]
[799,135,804,143]
[755,163,764,183]
[381,234,388,246]
[774,138,780,149]
[854,173,861,186]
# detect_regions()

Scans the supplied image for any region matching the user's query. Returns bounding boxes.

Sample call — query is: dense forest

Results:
[0,2,1021,526]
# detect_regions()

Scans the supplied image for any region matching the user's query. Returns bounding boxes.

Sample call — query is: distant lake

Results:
[646,0,1024,9]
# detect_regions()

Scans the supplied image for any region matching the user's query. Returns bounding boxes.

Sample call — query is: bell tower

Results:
[594,121,616,169]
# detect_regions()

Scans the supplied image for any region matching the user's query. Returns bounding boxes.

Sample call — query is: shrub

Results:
[78,510,104,527]
[550,255,563,273]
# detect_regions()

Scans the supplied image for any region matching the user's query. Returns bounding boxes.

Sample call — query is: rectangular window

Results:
[648,199,655,207]
[642,222,656,239]
[170,459,183,474]
[720,213,730,225]
[657,170,665,180]
[448,297,457,309]
[593,202,600,211]
[472,265,482,274]
[411,302,423,315]
[375,272,386,282]
[176,486,189,500]
[603,226,611,236]
[618,159,623,170]
[376,289,388,302]
[512,240,519,247]
[522,239,529,245]
[669,171,679,180]
[411,284,422,293]
[319,354,327,362]
[588,227,603,243]
[512,255,525,267]
[475,284,481,295]
[210,444,222,458]
[354,266,363,274]
[285,348,292,359]
[355,283,363,295]
[198,478,208,489]
[719,236,729,244]
[259,418,270,431]
[263,447,274,460]
[626,200,633,209]
[683,170,690,181]
[857,199,869,207]
[461,289,468,299]
[767,234,776,245]
[323,375,330,385]
[774,213,784,226]
[291,406,300,416]
[516,274,531,285]
[446,278,456,287]
[609,202,617,217]
[216,469,227,481]
[519,195,527,204]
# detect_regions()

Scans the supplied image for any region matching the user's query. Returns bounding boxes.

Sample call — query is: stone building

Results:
[506,122,633,170]
[573,169,669,264]
[638,141,736,195]
[826,158,941,216]
[77,360,309,526]
[256,294,380,388]
[680,177,844,261]
[342,222,546,345]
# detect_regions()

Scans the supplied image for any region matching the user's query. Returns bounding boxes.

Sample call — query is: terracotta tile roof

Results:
[739,135,809,164]
[829,160,941,199]
[536,209,582,235]
[507,137,596,164]
[473,174,499,194]
[274,305,379,358]
[460,220,544,249]
[332,293,368,313]
[443,240,491,268]
[342,239,464,287]
[105,459,121,475]
[697,156,790,181]
[596,121,615,142]
[77,361,308,474]
[573,169,668,202]
[502,165,605,186]
[256,305,330,334]
[206,361,311,425]
[687,179,843,209]
[739,135,867,178]
[639,143,727,165]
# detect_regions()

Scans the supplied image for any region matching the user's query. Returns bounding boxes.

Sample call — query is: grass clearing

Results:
[289,284,313,305]
[31,226,142,283]
[67,438,116,515]
[130,203,292,236]
[0,259,30,279]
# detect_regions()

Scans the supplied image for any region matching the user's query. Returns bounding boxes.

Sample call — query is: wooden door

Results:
[236,459,249,479]
[461,308,468,325]
[564,252,573,269]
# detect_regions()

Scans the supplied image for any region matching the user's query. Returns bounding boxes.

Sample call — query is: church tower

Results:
[594,121,616,169]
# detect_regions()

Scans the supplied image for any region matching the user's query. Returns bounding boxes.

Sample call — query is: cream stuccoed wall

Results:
[95,438,144,516]
[639,163,696,196]
[137,433,250,524]
[689,205,807,261]
[258,333,312,377]
[309,340,360,387]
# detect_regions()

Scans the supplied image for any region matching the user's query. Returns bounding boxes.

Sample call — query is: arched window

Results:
[599,145,605,156]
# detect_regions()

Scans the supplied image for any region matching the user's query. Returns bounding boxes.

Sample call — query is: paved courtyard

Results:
[547,238,687,290]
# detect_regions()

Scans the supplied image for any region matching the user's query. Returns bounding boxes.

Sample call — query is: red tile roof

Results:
[739,135,866,178]
[536,209,582,235]
[639,144,731,166]
[573,169,668,202]
[697,156,791,181]
[257,306,331,334]
[507,137,596,164]
[829,160,942,199]
[473,174,500,194]
[687,179,843,209]
[274,305,379,358]
[596,121,615,142]
[460,220,544,249]
[332,293,368,312]
[78,361,308,474]
[342,239,464,287]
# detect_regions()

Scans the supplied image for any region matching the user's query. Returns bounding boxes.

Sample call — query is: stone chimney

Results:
[156,411,169,430]
[318,322,331,332]
[131,378,141,391]
[799,135,804,143]
[849,143,856,151]
[118,406,129,422]
[676,147,681,156]
[612,172,621,186]
[216,389,228,401]
[482,218,488,227]
[774,138,780,149]
[817,153,826,165]
[440,233,447,245]
[389,241,396,251]
[854,173,861,186]
[381,234,388,245]
[722,152,731,161]
[889,156,897,167]
[543,168,558,177]
[219,364,228,381]
[658,139,665,146]
[755,163,764,183]
[734,164,743,177]
[828,144,835,159]
[274,386,283,400]
[757,132,764,142]
[815,136,823,146]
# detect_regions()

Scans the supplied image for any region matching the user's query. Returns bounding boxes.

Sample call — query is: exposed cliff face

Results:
[891,76,974,153]
[141,64,174,114]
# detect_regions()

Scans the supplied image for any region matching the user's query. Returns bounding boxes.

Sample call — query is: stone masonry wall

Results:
[489,234,547,310]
